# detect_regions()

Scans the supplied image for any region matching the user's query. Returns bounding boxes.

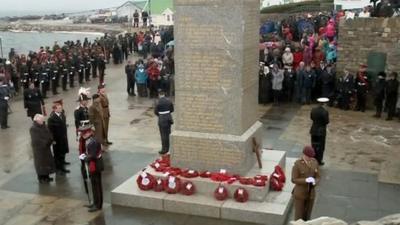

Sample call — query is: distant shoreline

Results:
[0,20,126,35]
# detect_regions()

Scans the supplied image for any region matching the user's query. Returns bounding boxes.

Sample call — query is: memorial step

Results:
[111,152,296,225]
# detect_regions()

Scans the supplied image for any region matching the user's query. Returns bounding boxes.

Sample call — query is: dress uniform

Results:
[79,125,104,212]
[310,97,330,165]
[154,91,174,154]
[291,146,320,221]
[0,77,10,129]
[74,93,91,137]
[98,84,112,145]
[89,94,106,145]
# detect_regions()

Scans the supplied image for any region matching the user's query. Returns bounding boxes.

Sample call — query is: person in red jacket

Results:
[293,47,303,71]
[147,62,161,98]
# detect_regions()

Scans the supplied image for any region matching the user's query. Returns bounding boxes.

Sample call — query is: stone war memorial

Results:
[111,0,294,224]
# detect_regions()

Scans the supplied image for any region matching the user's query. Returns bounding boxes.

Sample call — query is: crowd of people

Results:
[258,12,400,121]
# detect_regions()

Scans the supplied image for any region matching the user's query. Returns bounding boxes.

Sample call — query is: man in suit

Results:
[310,97,330,165]
[98,84,112,145]
[154,90,174,154]
[291,146,320,221]
[47,100,70,174]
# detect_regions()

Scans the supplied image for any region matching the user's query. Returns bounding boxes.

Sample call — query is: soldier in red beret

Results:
[291,146,320,221]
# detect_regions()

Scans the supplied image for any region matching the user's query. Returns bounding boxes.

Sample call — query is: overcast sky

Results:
[0,0,128,13]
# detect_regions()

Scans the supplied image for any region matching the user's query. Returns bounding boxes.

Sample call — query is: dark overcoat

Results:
[47,111,69,154]
[30,122,55,176]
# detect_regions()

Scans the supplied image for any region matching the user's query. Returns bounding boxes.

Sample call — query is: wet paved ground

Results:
[0,54,399,224]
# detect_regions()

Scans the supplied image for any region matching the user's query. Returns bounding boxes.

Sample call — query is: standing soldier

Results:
[89,94,106,146]
[47,101,70,175]
[91,52,98,79]
[30,60,41,88]
[154,90,174,154]
[310,97,330,166]
[98,84,112,145]
[60,58,69,91]
[355,64,368,112]
[39,61,50,98]
[373,72,386,118]
[98,55,106,85]
[291,146,320,221]
[24,83,45,120]
[84,53,91,82]
[79,125,104,212]
[74,88,91,138]
[0,76,10,129]
[78,56,85,85]
[49,59,59,95]
[68,56,76,88]
[385,72,399,120]
[20,61,30,89]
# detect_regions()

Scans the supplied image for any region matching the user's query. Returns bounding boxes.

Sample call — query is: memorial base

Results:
[111,150,295,224]
[171,121,263,175]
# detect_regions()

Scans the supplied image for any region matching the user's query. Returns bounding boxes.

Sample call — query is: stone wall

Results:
[337,17,400,75]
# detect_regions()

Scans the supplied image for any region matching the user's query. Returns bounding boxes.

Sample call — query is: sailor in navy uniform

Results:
[154,90,174,154]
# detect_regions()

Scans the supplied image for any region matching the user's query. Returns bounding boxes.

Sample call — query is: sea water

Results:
[0,31,103,58]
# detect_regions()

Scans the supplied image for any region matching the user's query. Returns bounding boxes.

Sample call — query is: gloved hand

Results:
[79,154,87,161]
[4,96,9,100]
[305,177,316,185]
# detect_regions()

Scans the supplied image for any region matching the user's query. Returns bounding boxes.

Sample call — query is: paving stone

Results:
[164,194,223,218]
[3,214,45,225]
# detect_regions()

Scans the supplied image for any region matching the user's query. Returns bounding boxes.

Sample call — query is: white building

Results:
[115,1,143,21]
[151,8,174,27]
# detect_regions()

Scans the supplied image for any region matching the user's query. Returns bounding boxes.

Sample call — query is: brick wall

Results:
[337,17,400,75]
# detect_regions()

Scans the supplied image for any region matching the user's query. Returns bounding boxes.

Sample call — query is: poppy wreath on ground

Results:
[199,171,212,178]
[273,165,286,183]
[163,176,181,194]
[181,181,196,196]
[226,176,238,184]
[253,175,268,187]
[153,178,164,192]
[270,175,284,191]
[210,172,232,182]
[214,185,229,201]
[164,167,182,177]
[181,169,199,178]
[151,162,168,173]
[136,172,156,191]
[234,188,249,203]
[239,177,254,185]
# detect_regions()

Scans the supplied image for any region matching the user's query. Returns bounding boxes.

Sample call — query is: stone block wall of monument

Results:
[337,17,400,75]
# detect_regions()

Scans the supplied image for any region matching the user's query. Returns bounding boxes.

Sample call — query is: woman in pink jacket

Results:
[325,19,336,42]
